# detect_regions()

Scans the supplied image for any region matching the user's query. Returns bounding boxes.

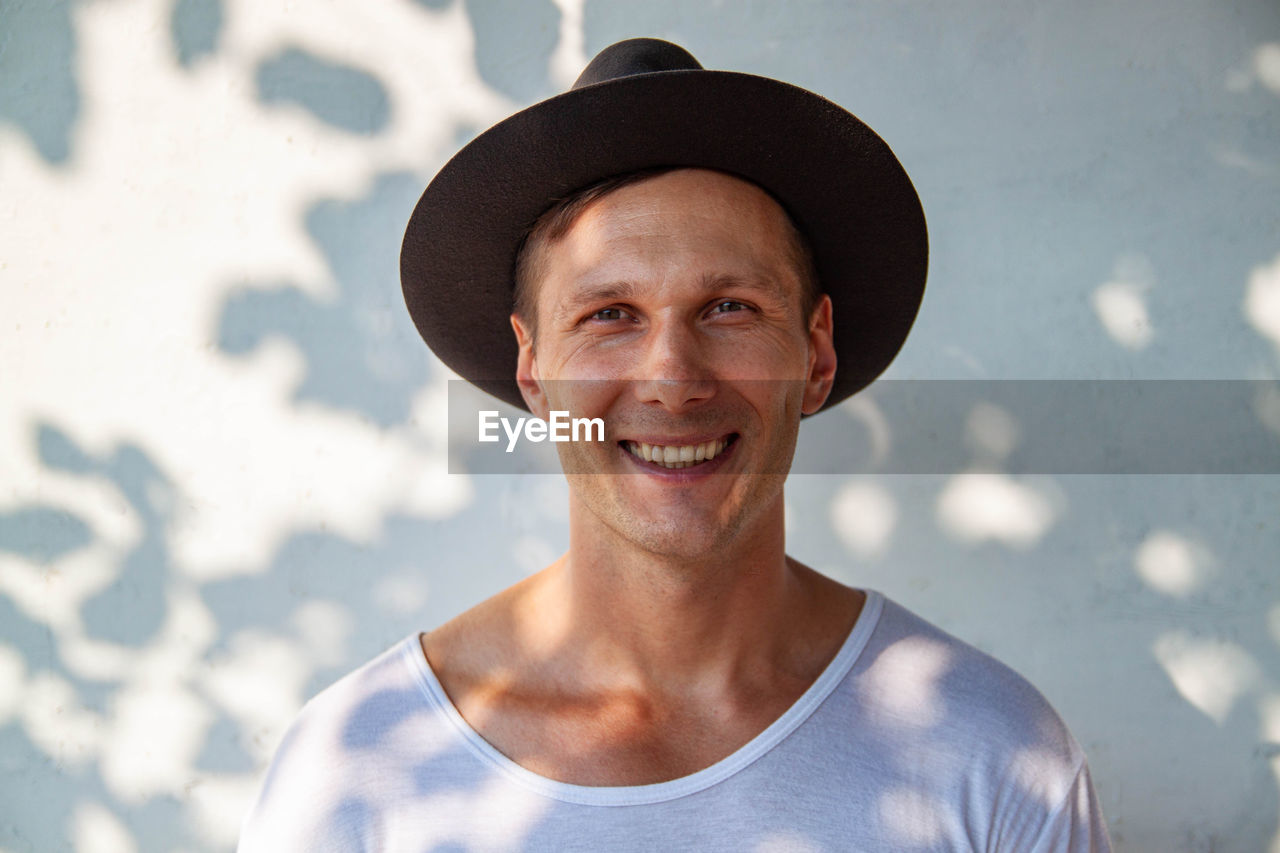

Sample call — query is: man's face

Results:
[512,169,836,560]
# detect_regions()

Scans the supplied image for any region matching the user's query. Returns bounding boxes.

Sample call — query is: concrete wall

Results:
[2,0,1278,849]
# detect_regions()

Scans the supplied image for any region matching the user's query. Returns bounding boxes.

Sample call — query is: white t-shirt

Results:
[239,591,1111,852]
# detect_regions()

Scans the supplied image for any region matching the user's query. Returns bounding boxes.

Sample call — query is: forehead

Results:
[574,168,791,244]
[539,169,801,300]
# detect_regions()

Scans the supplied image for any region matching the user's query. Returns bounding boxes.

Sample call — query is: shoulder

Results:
[854,595,1087,784]
[238,636,433,852]
[839,596,1111,850]
[420,570,550,701]
[282,635,429,758]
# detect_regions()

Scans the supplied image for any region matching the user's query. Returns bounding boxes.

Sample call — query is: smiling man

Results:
[239,40,1111,852]
[513,169,827,563]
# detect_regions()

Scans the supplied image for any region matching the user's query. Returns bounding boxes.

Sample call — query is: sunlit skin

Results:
[513,169,833,562]
[422,169,863,785]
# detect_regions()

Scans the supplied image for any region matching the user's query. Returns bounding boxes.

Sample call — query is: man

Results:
[240,39,1111,851]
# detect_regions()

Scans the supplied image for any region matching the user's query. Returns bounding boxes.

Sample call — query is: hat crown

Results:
[403,36,927,415]
[572,38,703,90]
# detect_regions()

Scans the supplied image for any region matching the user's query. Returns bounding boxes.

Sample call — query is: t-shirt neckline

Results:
[403,589,884,807]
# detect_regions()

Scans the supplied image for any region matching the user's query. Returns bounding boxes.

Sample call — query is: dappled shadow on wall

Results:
[37,425,172,647]
[0,412,555,850]
[171,0,224,69]
[0,427,225,850]
[218,172,432,427]
[0,0,80,165]
[418,0,562,102]
[256,47,392,136]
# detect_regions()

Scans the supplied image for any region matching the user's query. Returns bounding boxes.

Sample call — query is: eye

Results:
[590,307,632,322]
[710,300,749,314]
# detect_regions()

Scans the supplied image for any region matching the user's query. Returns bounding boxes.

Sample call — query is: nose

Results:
[632,317,717,413]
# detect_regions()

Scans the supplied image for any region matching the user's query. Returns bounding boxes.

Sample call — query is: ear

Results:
[511,313,550,419]
[801,295,837,415]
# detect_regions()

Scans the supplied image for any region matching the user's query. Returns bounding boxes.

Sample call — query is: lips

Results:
[622,435,736,469]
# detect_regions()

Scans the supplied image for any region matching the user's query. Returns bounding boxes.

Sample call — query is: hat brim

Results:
[401,69,927,413]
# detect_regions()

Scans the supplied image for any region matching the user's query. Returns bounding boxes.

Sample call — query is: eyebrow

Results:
[549,272,791,325]
[564,281,640,306]
[697,272,789,303]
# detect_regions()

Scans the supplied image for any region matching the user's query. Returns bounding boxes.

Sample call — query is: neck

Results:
[522,490,826,695]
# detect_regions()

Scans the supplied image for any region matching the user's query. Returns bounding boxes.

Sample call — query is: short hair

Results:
[512,167,822,345]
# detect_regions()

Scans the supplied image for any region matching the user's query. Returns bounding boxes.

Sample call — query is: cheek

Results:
[706,327,812,379]
[543,333,640,382]
[541,376,618,424]
[732,369,807,428]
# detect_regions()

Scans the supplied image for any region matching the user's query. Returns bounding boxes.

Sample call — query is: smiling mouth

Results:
[621,435,738,469]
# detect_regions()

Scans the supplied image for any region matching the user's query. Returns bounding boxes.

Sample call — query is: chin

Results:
[604,496,770,562]
[625,525,737,564]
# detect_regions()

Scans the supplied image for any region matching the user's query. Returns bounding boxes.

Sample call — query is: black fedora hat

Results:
[401,38,927,414]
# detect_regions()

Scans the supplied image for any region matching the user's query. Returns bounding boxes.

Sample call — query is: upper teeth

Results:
[625,438,730,469]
